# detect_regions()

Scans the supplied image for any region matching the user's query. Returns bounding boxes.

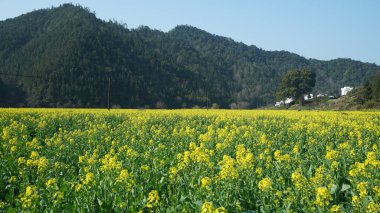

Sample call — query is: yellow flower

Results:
[280,154,291,162]
[201,177,211,189]
[116,169,135,191]
[30,151,39,159]
[117,169,129,181]
[274,150,281,160]
[373,144,378,152]
[374,186,380,197]
[314,187,332,207]
[18,157,26,165]
[75,184,83,191]
[351,195,361,208]
[37,157,49,172]
[25,186,37,197]
[45,178,57,188]
[275,190,283,198]
[331,161,339,171]
[9,176,17,184]
[259,153,265,160]
[146,190,160,208]
[292,145,300,153]
[258,177,272,192]
[100,154,122,172]
[126,148,139,157]
[357,182,368,197]
[53,191,64,205]
[78,156,85,163]
[255,167,263,177]
[365,151,380,167]
[2,128,9,140]
[330,205,343,212]
[201,202,214,213]
[0,201,6,209]
[311,166,326,184]
[367,202,379,213]
[141,165,150,171]
[236,144,254,170]
[219,155,238,180]
[20,185,39,208]
[169,167,179,180]
[325,150,339,161]
[83,172,96,185]
[215,206,228,213]
[291,170,308,190]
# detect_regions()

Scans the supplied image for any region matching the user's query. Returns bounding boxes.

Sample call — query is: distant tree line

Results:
[0,4,379,108]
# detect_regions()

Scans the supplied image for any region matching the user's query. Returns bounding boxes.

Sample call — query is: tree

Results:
[276,69,316,105]
[352,82,372,105]
[0,77,5,106]
[370,71,380,100]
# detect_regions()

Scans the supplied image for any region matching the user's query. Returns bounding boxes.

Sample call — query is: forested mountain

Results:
[0,4,379,108]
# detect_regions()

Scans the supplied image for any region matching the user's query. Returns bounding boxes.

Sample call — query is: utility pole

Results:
[107,77,111,111]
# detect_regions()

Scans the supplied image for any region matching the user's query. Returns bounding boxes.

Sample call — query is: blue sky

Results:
[1,0,379,65]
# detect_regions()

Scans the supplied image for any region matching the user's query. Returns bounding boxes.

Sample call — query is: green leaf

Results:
[97,198,103,206]
[180,195,187,202]
[330,184,338,194]
[340,184,351,192]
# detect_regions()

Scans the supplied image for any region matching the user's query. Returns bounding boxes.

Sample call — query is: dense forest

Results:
[0,4,379,108]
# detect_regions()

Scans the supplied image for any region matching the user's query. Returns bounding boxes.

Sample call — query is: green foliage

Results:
[276,69,316,105]
[0,4,379,108]
[348,71,380,107]
[370,71,380,100]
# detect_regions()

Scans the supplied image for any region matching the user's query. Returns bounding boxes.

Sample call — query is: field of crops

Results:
[0,109,380,212]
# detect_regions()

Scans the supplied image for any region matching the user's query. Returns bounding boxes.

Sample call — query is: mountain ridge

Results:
[0,4,379,108]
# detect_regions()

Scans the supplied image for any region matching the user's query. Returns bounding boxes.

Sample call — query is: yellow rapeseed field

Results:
[0,109,379,212]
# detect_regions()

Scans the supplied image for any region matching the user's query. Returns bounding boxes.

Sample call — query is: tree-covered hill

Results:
[0,4,379,108]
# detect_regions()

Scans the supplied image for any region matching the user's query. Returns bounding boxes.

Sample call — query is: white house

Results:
[275,101,284,107]
[304,94,314,100]
[341,87,353,96]
[275,97,295,107]
[317,93,327,98]
[285,97,294,104]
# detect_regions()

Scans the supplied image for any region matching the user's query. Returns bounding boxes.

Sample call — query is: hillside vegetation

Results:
[0,4,379,108]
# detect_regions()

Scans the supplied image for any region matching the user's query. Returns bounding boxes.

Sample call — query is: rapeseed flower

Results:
[45,178,57,188]
[329,205,343,212]
[236,144,254,170]
[201,202,214,213]
[20,185,39,208]
[367,202,379,213]
[201,177,211,189]
[291,170,308,190]
[83,172,96,185]
[351,195,361,208]
[215,206,228,213]
[0,202,6,209]
[219,155,238,180]
[357,182,368,197]
[146,190,160,208]
[314,187,332,207]
[258,177,272,192]
[9,176,17,184]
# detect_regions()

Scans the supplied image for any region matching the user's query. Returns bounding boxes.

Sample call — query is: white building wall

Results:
[341,87,353,96]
